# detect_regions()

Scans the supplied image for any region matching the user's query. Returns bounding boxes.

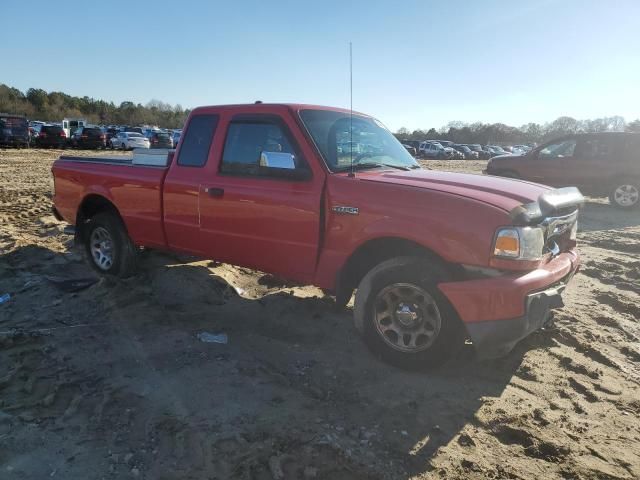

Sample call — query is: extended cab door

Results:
[198,111,324,282]
[163,114,221,253]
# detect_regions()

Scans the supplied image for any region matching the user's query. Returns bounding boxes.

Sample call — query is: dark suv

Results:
[485,132,640,209]
[0,114,30,147]
[70,127,106,149]
[148,131,173,149]
[36,125,68,148]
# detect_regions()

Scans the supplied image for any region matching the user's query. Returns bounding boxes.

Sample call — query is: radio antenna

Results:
[348,42,355,177]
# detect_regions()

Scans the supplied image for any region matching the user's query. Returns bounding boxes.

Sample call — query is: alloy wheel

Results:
[373,283,442,352]
[90,226,114,270]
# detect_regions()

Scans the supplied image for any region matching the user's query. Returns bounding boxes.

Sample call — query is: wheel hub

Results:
[90,227,114,270]
[395,303,420,328]
[374,283,442,353]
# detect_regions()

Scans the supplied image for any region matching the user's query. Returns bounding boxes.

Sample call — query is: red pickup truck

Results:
[52,103,583,369]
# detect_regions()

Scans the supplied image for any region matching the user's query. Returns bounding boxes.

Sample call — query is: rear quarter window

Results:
[176,114,219,167]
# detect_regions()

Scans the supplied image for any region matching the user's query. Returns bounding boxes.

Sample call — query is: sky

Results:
[1,0,639,131]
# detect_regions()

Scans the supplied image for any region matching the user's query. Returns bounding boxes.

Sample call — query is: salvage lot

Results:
[0,149,639,479]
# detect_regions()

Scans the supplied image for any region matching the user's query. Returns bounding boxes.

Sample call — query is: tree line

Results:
[0,84,189,128]
[1,83,639,139]
[395,116,640,146]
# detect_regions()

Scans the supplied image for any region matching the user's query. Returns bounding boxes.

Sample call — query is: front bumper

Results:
[438,249,580,357]
[465,280,567,358]
[1,136,29,146]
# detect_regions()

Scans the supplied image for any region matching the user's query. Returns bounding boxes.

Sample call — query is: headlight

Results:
[493,226,544,260]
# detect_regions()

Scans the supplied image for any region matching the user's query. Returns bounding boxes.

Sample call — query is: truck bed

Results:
[59,148,172,167]
[52,152,172,249]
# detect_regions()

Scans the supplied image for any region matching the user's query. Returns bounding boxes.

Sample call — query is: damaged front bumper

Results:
[465,279,568,358]
[439,249,580,358]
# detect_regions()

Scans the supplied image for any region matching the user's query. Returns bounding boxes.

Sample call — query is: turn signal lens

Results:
[494,228,520,257]
[494,227,544,260]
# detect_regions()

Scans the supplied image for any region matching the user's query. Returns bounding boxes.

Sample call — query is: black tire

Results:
[121,143,126,150]
[353,256,464,370]
[609,179,640,209]
[84,212,137,278]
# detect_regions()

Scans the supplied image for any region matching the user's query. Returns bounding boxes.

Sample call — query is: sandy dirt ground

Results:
[0,148,639,479]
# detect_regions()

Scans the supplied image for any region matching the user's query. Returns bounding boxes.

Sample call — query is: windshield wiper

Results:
[336,162,412,172]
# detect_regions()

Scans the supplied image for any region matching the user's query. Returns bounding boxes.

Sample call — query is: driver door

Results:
[197,114,324,282]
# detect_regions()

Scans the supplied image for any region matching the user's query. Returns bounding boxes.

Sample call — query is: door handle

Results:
[205,187,224,198]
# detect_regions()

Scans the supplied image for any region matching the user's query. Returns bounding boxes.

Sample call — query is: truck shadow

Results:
[1,245,553,478]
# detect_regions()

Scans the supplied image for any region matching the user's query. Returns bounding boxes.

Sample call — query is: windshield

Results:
[299,109,419,171]
[128,133,143,138]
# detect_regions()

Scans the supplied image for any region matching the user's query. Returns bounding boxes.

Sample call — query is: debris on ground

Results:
[197,331,229,344]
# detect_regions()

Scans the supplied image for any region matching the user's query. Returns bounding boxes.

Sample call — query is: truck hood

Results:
[357,169,551,213]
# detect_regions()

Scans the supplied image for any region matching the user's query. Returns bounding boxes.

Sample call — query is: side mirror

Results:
[260,151,296,169]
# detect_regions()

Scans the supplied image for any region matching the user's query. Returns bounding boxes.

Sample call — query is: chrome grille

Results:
[540,210,578,256]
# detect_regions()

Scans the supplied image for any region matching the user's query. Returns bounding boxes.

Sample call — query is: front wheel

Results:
[84,212,137,277]
[609,180,639,209]
[353,257,464,370]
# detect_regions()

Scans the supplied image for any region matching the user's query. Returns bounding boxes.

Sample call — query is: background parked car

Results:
[70,127,106,149]
[485,132,640,209]
[29,122,45,142]
[513,144,532,154]
[62,118,86,139]
[0,114,30,147]
[171,130,181,149]
[113,131,150,150]
[104,127,120,148]
[466,144,492,160]
[453,144,479,159]
[487,145,510,156]
[148,131,173,148]
[402,144,417,156]
[36,125,67,148]
[419,141,447,159]
[450,147,465,159]
[482,146,502,158]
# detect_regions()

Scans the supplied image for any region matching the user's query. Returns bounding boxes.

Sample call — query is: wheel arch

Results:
[335,236,459,307]
[75,194,126,244]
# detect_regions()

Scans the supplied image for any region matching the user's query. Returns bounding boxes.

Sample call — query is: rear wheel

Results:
[609,180,640,209]
[353,257,464,370]
[84,212,137,278]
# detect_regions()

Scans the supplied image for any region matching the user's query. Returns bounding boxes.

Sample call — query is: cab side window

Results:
[220,116,309,179]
